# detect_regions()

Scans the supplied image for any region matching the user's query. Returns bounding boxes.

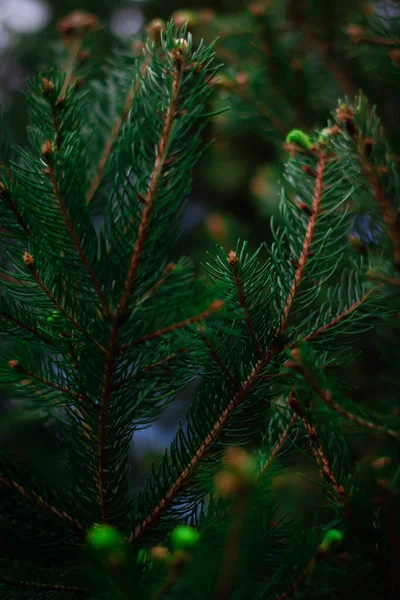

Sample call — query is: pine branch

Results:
[131,152,328,543]
[302,289,374,343]
[228,250,262,360]
[202,335,239,391]
[119,300,224,354]
[0,310,54,345]
[85,58,149,205]
[97,54,185,525]
[288,351,400,440]
[0,474,83,531]
[44,150,111,318]
[281,152,327,330]
[23,251,107,354]
[259,413,298,474]
[7,359,84,403]
[0,575,89,595]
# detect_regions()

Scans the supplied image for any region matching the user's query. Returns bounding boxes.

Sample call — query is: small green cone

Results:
[171,525,200,551]
[320,529,344,552]
[87,524,123,551]
[286,129,312,150]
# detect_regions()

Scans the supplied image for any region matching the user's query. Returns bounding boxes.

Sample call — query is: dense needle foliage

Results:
[0,5,400,600]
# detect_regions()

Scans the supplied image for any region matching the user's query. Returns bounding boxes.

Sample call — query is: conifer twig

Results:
[86,59,149,205]
[131,152,327,543]
[259,412,298,474]
[0,576,89,595]
[288,352,400,440]
[119,300,224,354]
[98,57,185,525]
[43,142,111,318]
[0,475,83,531]
[7,359,85,404]
[0,310,54,346]
[228,250,263,359]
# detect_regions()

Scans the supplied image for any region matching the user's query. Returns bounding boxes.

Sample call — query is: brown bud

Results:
[308,427,318,441]
[146,19,166,40]
[165,262,176,274]
[41,77,54,95]
[346,25,365,44]
[58,11,99,41]
[335,104,355,124]
[298,200,314,215]
[372,456,392,470]
[150,546,170,561]
[0,181,7,195]
[209,299,225,311]
[249,3,265,16]
[228,250,238,265]
[214,470,241,497]
[41,141,55,157]
[23,252,34,266]
[235,72,248,86]
[8,359,19,369]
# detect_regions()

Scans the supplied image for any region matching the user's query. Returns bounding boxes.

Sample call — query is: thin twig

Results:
[0,575,89,595]
[0,476,83,531]
[119,301,224,354]
[131,153,327,543]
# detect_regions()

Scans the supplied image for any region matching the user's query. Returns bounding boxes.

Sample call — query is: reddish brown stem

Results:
[0,310,54,346]
[298,364,400,440]
[131,153,327,543]
[202,335,239,390]
[302,289,373,343]
[229,259,262,360]
[259,413,298,474]
[97,61,184,525]
[48,164,111,318]
[273,555,316,600]
[0,476,83,531]
[28,262,106,354]
[119,301,223,354]
[0,575,89,595]
[281,153,327,330]
[9,362,84,403]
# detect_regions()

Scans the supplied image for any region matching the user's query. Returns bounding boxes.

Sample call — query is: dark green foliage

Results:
[0,7,400,600]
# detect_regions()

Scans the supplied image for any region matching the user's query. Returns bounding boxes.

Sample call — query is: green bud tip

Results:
[320,529,344,551]
[286,129,312,150]
[171,525,200,550]
[87,524,123,550]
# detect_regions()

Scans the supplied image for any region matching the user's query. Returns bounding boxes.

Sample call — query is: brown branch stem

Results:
[119,300,224,354]
[97,60,184,525]
[0,476,83,531]
[131,153,327,544]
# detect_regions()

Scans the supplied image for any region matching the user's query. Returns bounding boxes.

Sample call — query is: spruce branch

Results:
[131,151,328,543]
[97,49,188,525]
[0,474,83,531]
[42,141,111,318]
[119,300,224,354]
[228,250,262,360]
[259,412,298,475]
[335,102,400,265]
[0,575,89,595]
[86,58,149,205]
[0,310,54,346]
[287,350,400,440]
[281,151,327,329]
[23,252,107,354]
[7,359,84,404]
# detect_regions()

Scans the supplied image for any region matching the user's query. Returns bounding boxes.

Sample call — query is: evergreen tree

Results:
[0,6,400,600]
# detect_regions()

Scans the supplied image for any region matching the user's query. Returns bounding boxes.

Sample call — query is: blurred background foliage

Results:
[1,0,399,517]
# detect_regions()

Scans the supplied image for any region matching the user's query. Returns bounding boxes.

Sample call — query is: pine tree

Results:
[0,6,400,600]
